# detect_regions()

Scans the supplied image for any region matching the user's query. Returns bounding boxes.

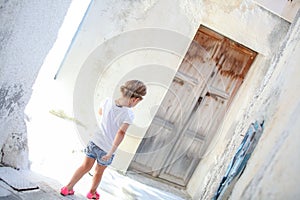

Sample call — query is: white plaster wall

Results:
[57,0,196,172]
[254,0,300,22]
[0,0,71,169]
[187,10,299,200]
[229,12,300,199]
[57,0,290,176]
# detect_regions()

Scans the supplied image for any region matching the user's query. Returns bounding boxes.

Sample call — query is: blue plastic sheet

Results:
[213,121,264,200]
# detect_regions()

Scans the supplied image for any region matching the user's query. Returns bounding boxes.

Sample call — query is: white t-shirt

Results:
[92,97,134,153]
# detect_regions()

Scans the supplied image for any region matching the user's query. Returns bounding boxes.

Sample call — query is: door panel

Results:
[132,70,207,176]
[158,93,227,185]
[130,26,257,186]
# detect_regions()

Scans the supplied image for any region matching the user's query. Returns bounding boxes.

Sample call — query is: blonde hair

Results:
[120,80,147,99]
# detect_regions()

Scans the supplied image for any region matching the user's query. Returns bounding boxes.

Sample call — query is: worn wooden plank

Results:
[208,86,230,99]
[175,71,198,85]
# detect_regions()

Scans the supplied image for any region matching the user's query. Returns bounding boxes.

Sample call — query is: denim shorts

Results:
[84,141,114,166]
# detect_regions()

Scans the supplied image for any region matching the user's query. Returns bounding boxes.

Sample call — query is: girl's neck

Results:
[115,97,131,107]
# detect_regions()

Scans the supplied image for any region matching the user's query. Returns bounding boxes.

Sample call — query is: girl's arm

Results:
[98,108,102,116]
[101,123,130,161]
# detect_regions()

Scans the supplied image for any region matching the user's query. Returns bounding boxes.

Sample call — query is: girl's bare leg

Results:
[89,164,107,193]
[66,157,95,190]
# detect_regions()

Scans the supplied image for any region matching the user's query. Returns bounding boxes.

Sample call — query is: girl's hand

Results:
[101,154,112,161]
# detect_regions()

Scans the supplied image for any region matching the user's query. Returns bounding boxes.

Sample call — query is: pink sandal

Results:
[60,186,75,196]
[86,191,100,199]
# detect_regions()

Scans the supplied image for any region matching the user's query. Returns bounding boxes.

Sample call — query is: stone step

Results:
[0,167,39,192]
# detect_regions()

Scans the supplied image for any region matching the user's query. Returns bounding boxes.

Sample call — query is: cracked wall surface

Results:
[0,0,72,169]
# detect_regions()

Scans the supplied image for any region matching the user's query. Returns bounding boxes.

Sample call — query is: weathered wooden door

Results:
[130,26,257,186]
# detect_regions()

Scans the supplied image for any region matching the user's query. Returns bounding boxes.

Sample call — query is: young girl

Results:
[60,80,147,199]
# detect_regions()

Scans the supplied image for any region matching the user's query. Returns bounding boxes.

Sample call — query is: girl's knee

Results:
[94,164,106,173]
[81,158,95,171]
[81,163,93,171]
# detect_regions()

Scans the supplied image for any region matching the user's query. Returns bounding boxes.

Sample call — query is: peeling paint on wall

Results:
[0,84,24,119]
[1,132,29,169]
[0,0,72,169]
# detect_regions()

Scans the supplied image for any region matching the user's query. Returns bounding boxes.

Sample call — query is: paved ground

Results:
[0,166,190,200]
[0,168,86,200]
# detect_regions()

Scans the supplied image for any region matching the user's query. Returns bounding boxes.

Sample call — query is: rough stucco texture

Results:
[230,12,300,200]
[0,0,72,169]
